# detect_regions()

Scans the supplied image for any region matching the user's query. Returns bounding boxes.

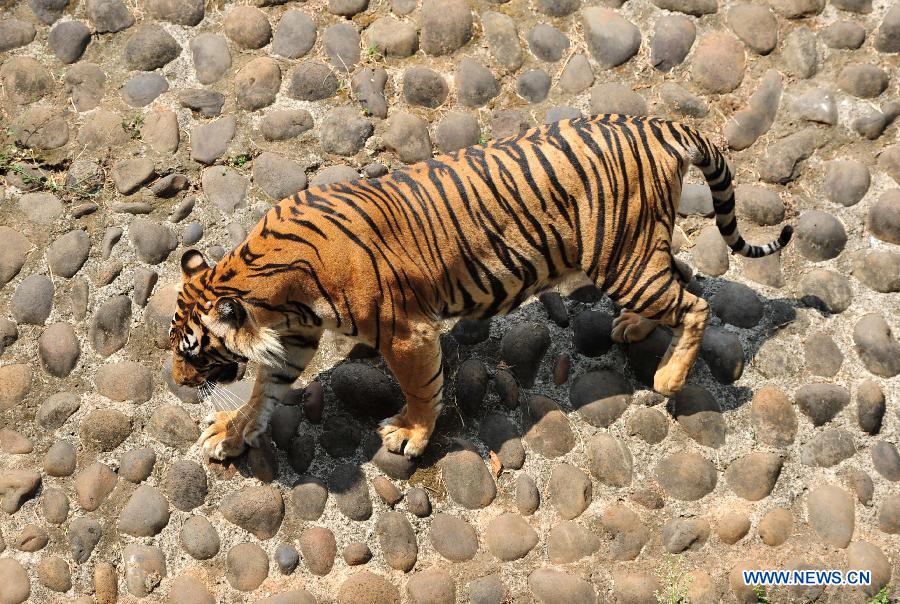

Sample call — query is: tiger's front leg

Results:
[199,340,317,460]
[378,324,444,458]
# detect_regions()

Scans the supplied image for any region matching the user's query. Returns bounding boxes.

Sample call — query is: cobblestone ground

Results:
[1,0,900,602]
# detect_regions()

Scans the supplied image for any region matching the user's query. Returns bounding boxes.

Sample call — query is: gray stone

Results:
[420,0,472,55]
[122,72,168,107]
[782,26,818,79]
[583,7,640,68]
[857,380,885,435]
[456,58,500,108]
[548,463,592,519]
[39,322,80,377]
[517,69,551,104]
[692,33,745,93]
[651,14,695,71]
[0,20,36,52]
[847,542,891,597]
[587,433,633,487]
[226,543,268,591]
[569,369,631,427]
[872,441,900,481]
[274,10,316,58]
[164,460,207,511]
[329,463,372,520]
[441,447,495,509]
[524,395,575,457]
[119,447,155,482]
[527,24,569,62]
[253,152,307,200]
[190,33,230,84]
[352,67,388,118]
[430,513,477,561]
[725,70,782,150]
[202,165,247,213]
[838,64,889,98]
[49,21,91,63]
[868,189,900,244]
[69,516,102,563]
[119,485,170,537]
[384,113,432,163]
[795,383,850,426]
[482,11,522,71]
[321,108,373,156]
[180,516,220,560]
[147,404,197,449]
[485,513,537,561]
[288,61,339,101]
[853,314,900,378]
[403,67,447,109]
[799,269,852,314]
[559,53,594,94]
[852,250,900,293]
[323,23,360,72]
[191,115,236,165]
[367,16,417,58]
[808,485,855,548]
[376,511,417,571]
[224,5,271,49]
[260,109,313,141]
[876,4,900,52]
[87,0,133,32]
[801,428,856,467]
[655,451,717,500]
[477,412,523,469]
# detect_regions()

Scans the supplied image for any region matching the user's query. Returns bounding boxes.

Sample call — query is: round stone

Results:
[235,57,280,111]
[758,508,793,546]
[655,451,717,501]
[571,310,613,358]
[123,545,166,597]
[868,190,900,244]
[440,447,496,509]
[164,460,207,511]
[692,225,729,276]
[343,542,372,566]
[0,559,30,604]
[477,413,523,469]
[190,33,230,84]
[299,527,337,576]
[384,112,432,164]
[661,517,710,553]
[626,407,669,444]
[329,463,372,521]
[125,24,180,71]
[782,26,818,79]
[717,511,751,544]
[273,10,316,58]
[367,16,417,57]
[119,447,155,482]
[41,489,69,524]
[456,58,500,108]
[549,463,592,520]
[700,326,745,384]
[420,0,472,55]
[90,295,132,357]
[529,568,596,604]
[872,441,900,481]
[837,64,889,98]
[485,513,538,561]
[500,322,550,388]
[799,269,852,314]
[87,0,134,33]
[0,227,30,288]
[857,380,885,435]
[80,409,132,451]
[11,274,53,325]
[651,14,696,71]
[548,521,600,564]
[516,69,551,104]
[804,332,843,377]
[672,385,726,447]
[725,452,783,500]
[36,392,78,428]
[527,24,569,62]
[482,11,523,71]
[0,19,36,52]
[373,476,402,508]
[795,383,850,426]
[147,405,197,450]
[876,4,900,52]
[587,433,633,487]
[13,523,48,551]
[288,60,338,102]
[853,314,900,378]
[275,543,299,574]
[692,33,745,93]
[329,0,368,16]
[226,543,269,591]
[130,219,177,264]
[39,322,80,377]
[878,495,900,534]
[220,485,284,539]
[375,511,417,572]
[456,359,489,417]
[338,572,400,604]
[808,485,855,547]
[570,370,631,428]
[224,6,271,49]
[590,83,647,116]
[822,20,866,49]
[291,475,328,521]
[847,542,891,597]
[711,282,763,328]
[119,485,170,537]
[69,516,102,563]
[824,159,870,207]
[320,108,373,157]
[43,440,76,476]
[430,513,477,561]
[180,516,220,560]
[407,568,455,604]
[331,363,401,419]
[727,4,777,54]
[48,21,91,63]
[800,428,855,467]
[323,23,360,72]
[582,7,640,68]
[852,250,900,293]
[524,396,575,458]
[405,487,431,518]
[2,56,52,105]
[435,112,479,154]
[402,67,447,109]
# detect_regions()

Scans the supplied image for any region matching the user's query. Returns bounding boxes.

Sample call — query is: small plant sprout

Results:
[654,554,692,604]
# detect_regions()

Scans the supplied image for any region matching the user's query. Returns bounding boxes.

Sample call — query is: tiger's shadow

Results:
[223,273,814,490]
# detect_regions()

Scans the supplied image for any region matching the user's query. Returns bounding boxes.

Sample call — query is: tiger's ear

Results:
[181,249,208,279]
[214,297,247,328]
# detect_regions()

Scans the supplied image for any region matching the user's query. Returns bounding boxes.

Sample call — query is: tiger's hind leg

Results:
[611,258,694,346]
[378,323,444,458]
[609,259,708,396]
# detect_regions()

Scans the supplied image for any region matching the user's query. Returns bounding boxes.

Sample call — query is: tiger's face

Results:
[169,250,253,388]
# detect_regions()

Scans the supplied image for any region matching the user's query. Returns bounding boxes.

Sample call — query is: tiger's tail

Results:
[687,135,793,258]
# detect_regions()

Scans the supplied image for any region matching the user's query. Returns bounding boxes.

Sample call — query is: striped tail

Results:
[690,139,793,258]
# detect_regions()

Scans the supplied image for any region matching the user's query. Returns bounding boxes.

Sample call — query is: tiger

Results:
[169,113,792,460]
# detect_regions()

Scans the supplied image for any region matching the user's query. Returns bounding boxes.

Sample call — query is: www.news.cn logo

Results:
[743,569,872,586]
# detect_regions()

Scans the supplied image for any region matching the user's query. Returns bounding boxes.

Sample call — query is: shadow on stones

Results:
[214,273,805,494]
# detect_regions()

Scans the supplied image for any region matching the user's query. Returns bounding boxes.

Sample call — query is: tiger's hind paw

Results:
[612,310,657,344]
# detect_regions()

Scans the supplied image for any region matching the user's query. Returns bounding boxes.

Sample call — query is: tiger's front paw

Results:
[199,409,259,460]
[378,414,431,458]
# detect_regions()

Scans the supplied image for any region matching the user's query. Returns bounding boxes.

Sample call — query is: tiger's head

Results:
[169,249,282,388]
